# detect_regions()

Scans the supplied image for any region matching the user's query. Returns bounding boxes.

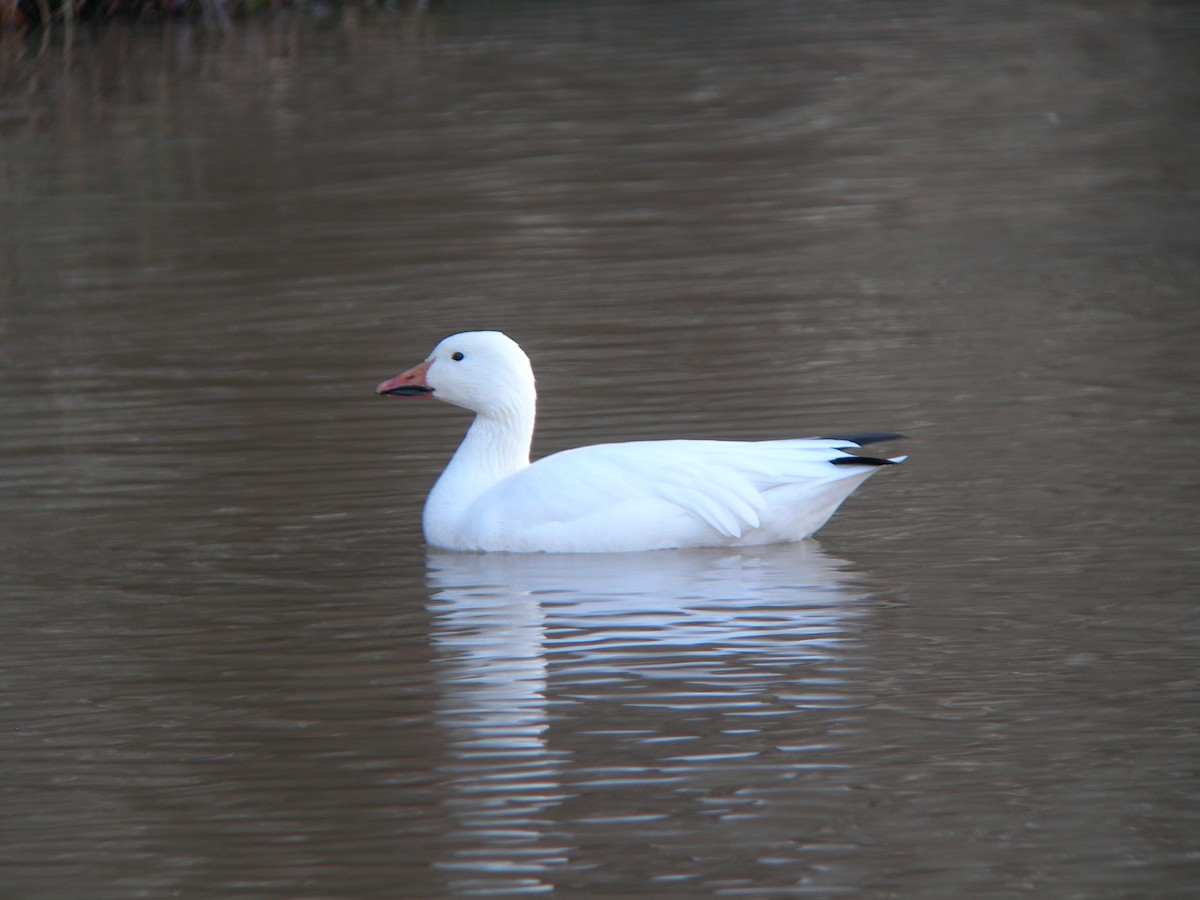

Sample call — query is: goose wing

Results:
[480,437,897,540]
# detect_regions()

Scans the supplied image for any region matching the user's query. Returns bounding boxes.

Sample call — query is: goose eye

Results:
[451,352,464,362]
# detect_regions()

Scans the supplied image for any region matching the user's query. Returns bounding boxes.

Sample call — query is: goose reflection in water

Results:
[424,542,874,894]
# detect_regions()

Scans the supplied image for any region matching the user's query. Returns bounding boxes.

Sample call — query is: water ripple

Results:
[425,543,873,893]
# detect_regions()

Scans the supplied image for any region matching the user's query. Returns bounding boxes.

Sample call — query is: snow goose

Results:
[377,331,904,553]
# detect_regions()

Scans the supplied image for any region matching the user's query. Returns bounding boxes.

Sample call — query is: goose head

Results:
[376,330,536,418]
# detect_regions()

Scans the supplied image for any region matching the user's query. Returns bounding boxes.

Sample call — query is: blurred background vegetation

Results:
[1,0,430,29]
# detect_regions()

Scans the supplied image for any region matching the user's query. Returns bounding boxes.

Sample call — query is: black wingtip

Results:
[823,432,907,447]
[830,455,900,467]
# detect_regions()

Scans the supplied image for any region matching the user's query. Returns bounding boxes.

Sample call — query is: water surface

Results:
[1,2,1198,896]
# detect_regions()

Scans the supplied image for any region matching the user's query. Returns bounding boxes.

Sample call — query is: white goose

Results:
[377,331,905,553]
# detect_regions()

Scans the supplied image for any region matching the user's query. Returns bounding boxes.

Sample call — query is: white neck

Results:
[422,397,535,545]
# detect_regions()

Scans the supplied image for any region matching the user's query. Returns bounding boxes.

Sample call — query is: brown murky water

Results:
[2,2,1198,896]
